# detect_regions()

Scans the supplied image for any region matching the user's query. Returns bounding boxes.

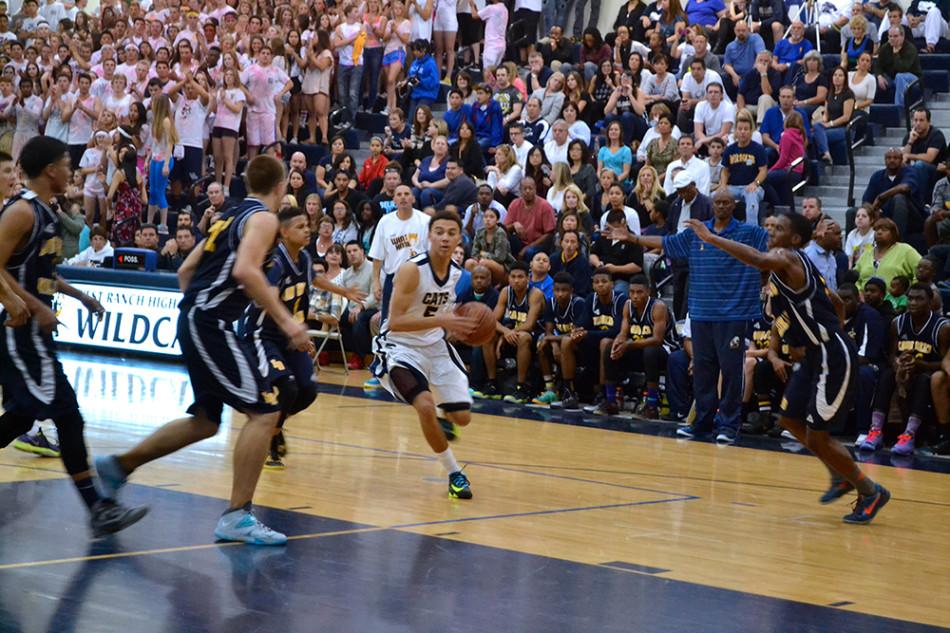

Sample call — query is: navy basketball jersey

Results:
[545,295,586,334]
[588,291,625,332]
[502,287,534,330]
[749,315,772,351]
[894,311,948,363]
[242,243,313,342]
[768,250,845,349]
[182,197,271,321]
[627,297,681,352]
[0,190,61,308]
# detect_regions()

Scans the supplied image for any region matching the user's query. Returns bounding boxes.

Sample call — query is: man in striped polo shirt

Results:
[614,189,768,443]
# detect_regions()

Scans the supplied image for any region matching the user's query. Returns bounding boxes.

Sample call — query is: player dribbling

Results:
[372,211,480,499]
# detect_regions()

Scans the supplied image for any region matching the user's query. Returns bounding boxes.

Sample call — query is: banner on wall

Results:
[53,283,183,357]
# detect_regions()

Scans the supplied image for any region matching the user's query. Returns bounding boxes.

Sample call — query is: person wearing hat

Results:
[666,169,713,318]
[403,39,439,123]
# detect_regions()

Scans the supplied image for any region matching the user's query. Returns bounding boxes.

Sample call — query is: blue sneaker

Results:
[214,505,287,545]
[819,479,855,504]
[94,455,128,500]
[448,470,472,499]
[363,376,382,390]
[676,424,702,438]
[842,484,891,525]
[715,428,738,445]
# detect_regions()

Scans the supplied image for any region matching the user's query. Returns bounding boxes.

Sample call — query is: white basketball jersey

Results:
[384,253,462,347]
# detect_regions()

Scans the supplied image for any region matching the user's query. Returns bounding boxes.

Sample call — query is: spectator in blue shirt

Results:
[615,189,769,443]
[444,89,473,144]
[686,0,727,32]
[471,83,505,151]
[405,39,440,122]
[760,85,812,165]
[863,147,925,239]
[720,112,768,225]
[722,20,766,98]
[771,20,813,84]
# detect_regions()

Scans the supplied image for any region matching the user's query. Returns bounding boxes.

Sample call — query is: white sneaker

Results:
[214,506,287,545]
[855,433,868,446]
[781,429,796,440]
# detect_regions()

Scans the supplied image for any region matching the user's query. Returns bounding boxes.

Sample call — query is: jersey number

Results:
[423,306,438,317]
[204,217,235,253]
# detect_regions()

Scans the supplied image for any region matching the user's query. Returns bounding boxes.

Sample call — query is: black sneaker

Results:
[503,384,530,404]
[473,382,502,400]
[742,411,770,435]
[634,401,659,419]
[90,499,149,538]
[930,435,950,456]
[448,470,473,499]
[263,449,286,470]
[560,388,580,410]
[583,393,605,413]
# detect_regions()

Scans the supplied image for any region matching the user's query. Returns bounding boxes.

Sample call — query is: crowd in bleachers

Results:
[4,0,950,454]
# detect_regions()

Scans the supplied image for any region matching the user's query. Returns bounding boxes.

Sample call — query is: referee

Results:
[613,190,768,443]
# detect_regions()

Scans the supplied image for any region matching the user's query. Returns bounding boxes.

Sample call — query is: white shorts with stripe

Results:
[372,335,472,410]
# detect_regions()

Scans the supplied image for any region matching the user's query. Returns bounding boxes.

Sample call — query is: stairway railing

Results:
[845,118,867,208]
[903,77,925,132]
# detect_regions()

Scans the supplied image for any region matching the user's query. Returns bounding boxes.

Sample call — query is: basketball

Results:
[457,301,495,346]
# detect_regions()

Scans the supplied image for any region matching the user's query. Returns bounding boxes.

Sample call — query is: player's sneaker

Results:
[448,470,473,499]
[273,431,287,457]
[819,479,855,504]
[676,424,703,438]
[560,388,580,410]
[859,428,884,451]
[90,499,149,538]
[634,401,659,419]
[583,393,605,413]
[931,436,950,456]
[715,428,738,445]
[215,504,288,545]
[854,433,868,446]
[439,418,460,442]
[363,376,382,390]
[842,484,891,525]
[472,382,502,400]
[94,455,128,500]
[891,433,915,455]
[503,384,530,404]
[532,390,557,405]
[263,450,286,470]
[13,428,60,457]
[592,399,619,416]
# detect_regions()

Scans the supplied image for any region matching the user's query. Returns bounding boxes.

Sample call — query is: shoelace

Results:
[896,433,913,444]
[248,512,281,536]
[865,429,882,442]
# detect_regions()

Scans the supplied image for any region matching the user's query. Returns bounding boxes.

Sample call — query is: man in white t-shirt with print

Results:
[170,73,213,190]
[364,185,431,388]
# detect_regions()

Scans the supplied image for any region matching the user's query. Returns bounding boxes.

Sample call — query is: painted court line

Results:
[0,495,697,572]
[600,561,672,575]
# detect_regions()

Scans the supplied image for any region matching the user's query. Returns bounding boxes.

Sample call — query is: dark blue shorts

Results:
[0,321,79,419]
[779,332,857,431]
[178,306,281,424]
[252,335,318,395]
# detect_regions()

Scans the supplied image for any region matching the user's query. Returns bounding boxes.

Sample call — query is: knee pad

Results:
[390,365,429,404]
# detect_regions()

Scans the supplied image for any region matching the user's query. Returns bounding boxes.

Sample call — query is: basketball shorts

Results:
[179,306,281,424]
[372,335,472,411]
[779,332,856,431]
[0,320,79,419]
[251,334,318,395]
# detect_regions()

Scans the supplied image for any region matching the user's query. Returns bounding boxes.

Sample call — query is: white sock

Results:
[436,447,460,474]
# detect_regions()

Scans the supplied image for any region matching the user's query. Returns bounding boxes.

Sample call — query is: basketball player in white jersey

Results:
[372,210,480,499]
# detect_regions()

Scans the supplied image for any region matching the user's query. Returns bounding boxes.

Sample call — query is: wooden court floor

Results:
[0,352,948,633]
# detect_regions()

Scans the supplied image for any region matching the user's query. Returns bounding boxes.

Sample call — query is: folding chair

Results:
[308,297,350,375]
